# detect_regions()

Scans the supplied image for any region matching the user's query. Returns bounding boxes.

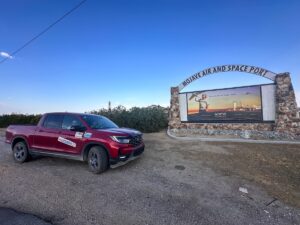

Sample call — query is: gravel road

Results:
[0,207,51,225]
[0,130,299,225]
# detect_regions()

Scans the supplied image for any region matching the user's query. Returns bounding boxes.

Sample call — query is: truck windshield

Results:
[81,115,118,129]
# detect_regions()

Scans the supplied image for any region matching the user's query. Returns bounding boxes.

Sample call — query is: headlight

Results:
[110,136,131,144]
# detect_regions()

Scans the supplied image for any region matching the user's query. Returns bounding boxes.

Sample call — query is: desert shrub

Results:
[0,105,169,132]
[0,114,42,128]
[90,105,168,133]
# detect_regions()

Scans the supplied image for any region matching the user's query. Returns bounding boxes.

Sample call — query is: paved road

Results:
[0,132,299,225]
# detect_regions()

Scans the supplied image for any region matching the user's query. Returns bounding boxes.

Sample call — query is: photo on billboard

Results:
[187,86,263,122]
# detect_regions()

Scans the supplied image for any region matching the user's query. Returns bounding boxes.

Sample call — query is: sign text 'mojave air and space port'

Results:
[178,64,276,91]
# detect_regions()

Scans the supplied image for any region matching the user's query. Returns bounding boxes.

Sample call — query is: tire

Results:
[13,141,30,163]
[87,146,108,174]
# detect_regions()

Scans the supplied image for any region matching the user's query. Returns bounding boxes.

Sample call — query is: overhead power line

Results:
[0,0,87,65]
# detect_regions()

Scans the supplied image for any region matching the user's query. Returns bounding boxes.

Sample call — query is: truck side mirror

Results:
[70,125,87,132]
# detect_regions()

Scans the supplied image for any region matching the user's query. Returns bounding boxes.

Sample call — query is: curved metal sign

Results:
[178,64,277,91]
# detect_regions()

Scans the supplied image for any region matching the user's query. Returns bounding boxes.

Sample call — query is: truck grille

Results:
[129,135,142,146]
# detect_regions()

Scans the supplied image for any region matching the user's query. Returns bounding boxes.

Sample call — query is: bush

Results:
[0,114,42,128]
[90,105,168,133]
[0,105,169,133]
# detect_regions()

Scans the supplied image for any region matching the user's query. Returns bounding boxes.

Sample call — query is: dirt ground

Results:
[0,129,299,225]
[149,133,300,208]
[168,138,300,208]
[0,129,6,137]
[199,142,300,208]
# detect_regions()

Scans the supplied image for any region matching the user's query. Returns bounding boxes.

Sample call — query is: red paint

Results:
[5,112,144,164]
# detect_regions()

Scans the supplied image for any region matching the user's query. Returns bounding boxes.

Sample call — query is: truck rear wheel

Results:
[13,141,30,163]
[87,146,108,174]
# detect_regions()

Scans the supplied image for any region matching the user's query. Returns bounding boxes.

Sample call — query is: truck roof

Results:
[43,112,99,117]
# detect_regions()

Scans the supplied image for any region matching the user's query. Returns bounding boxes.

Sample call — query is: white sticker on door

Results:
[58,137,76,148]
[75,132,83,138]
[83,132,92,138]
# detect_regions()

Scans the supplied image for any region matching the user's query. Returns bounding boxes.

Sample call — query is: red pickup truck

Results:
[5,112,144,173]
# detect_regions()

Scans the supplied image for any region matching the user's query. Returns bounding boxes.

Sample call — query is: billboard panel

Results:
[186,86,263,122]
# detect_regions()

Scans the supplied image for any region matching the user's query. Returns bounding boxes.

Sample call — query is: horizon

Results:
[1,0,300,114]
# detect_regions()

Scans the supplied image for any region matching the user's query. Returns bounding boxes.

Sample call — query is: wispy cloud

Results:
[0,51,13,59]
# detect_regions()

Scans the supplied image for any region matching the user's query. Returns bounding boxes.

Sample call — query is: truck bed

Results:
[6,125,37,144]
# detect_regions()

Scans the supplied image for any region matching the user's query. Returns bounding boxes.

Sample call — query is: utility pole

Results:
[108,101,111,112]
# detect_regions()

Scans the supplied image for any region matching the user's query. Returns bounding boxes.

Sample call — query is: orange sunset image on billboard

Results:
[187,86,262,121]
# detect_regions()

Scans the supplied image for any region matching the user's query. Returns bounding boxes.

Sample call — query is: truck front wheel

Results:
[13,141,30,163]
[87,146,108,174]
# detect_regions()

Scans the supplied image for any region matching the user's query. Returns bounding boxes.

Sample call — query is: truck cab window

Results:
[62,115,84,130]
[43,114,64,129]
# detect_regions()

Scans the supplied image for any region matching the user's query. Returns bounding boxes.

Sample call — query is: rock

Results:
[169,73,300,140]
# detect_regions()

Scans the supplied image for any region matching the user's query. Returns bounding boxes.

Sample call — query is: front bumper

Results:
[110,145,144,168]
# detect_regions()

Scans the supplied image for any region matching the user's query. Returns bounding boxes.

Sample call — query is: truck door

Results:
[56,115,86,154]
[32,114,64,151]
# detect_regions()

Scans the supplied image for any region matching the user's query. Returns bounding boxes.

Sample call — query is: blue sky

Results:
[0,0,299,114]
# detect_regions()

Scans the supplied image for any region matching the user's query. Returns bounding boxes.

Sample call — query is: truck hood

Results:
[96,127,142,136]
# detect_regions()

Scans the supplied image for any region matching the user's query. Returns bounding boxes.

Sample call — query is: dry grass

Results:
[192,142,300,208]
[145,132,300,207]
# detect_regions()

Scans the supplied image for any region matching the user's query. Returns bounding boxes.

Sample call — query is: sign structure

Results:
[170,67,300,140]
[186,86,262,122]
[178,65,277,91]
